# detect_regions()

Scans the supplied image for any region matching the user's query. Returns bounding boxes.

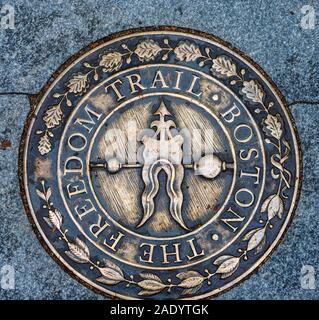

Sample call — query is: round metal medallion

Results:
[19,27,301,299]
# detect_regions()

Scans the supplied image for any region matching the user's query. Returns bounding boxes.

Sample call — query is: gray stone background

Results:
[0,0,318,299]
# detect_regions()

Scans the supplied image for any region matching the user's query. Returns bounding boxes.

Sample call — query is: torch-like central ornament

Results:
[139,101,186,229]
[90,102,233,231]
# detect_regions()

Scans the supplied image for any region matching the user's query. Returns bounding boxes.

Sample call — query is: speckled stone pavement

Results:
[0,0,318,299]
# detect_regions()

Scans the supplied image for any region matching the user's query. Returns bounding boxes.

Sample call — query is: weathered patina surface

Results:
[19,27,301,299]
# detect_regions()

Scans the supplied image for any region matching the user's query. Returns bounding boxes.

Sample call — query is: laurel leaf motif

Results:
[261,194,274,213]
[174,41,202,62]
[43,105,63,129]
[176,270,201,280]
[213,255,234,266]
[138,289,163,296]
[65,238,90,263]
[138,279,165,290]
[182,284,202,296]
[215,256,240,278]
[241,80,264,104]
[134,40,161,62]
[140,273,162,283]
[43,217,53,228]
[48,209,63,230]
[261,194,284,220]
[67,73,88,94]
[256,236,267,254]
[247,228,266,251]
[176,271,205,297]
[263,114,282,140]
[99,51,122,72]
[211,56,237,78]
[243,228,262,241]
[45,187,52,201]
[178,276,205,289]
[36,189,47,201]
[97,264,125,285]
[220,270,237,279]
[103,259,124,277]
[38,132,51,155]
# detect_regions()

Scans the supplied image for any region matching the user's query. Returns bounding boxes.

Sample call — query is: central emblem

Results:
[140,102,186,229]
[20,27,301,299]
[91,101,232,231]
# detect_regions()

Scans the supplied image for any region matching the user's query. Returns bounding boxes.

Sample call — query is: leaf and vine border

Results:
[37,180,220,296]
[37,38,216,154]
[198,53,293,273]
[36,152,291,299]
[35,38,294,297]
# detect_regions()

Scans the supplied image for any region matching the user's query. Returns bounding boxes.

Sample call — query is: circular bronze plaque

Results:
[19,27,301,299]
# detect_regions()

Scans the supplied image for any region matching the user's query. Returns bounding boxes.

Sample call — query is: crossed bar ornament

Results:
[90,102,233,230]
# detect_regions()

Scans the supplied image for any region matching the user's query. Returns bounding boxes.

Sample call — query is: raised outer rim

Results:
[18,25,303,300]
